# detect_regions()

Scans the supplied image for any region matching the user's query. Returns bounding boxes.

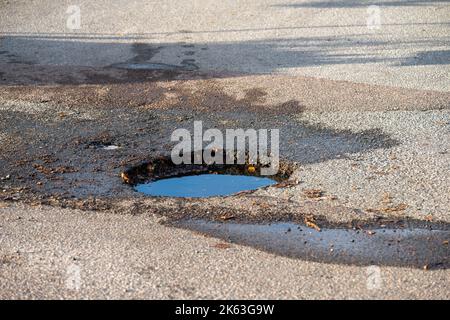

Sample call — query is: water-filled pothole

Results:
[122,150,295,198]
[135,174,276,198]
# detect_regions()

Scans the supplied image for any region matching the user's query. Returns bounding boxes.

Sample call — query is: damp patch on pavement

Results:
[174,219,450,269]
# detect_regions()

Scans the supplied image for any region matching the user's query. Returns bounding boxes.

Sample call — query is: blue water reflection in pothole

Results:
[135,174,276,198]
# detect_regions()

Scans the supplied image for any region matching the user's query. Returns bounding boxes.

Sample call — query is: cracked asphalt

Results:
[0,0,449,299]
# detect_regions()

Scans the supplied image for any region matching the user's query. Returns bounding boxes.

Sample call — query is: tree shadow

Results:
[0,33,406,202]
[400,49,450,66]
[0,34,448,85]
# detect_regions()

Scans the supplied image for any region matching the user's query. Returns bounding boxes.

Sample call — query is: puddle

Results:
[174,219,449,269]
[135,174,276,198]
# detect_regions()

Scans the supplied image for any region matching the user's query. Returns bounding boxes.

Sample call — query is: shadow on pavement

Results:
[0,33,449,85]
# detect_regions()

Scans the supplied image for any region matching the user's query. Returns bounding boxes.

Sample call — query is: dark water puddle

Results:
[135,174,276,198]
[175,219,449,269]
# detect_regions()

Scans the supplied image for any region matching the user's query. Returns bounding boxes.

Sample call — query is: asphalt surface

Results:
[1,0,449,91]
[0,0,449,299]
[1,203,449,299]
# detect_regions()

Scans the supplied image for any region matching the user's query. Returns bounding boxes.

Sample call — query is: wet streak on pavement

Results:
[175,219,450,269]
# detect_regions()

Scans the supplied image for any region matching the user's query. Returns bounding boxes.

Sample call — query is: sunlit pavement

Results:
[0,0,449,299]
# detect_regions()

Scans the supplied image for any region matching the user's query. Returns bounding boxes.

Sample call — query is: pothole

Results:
[135,174,277,198]
[122,150,296,198]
